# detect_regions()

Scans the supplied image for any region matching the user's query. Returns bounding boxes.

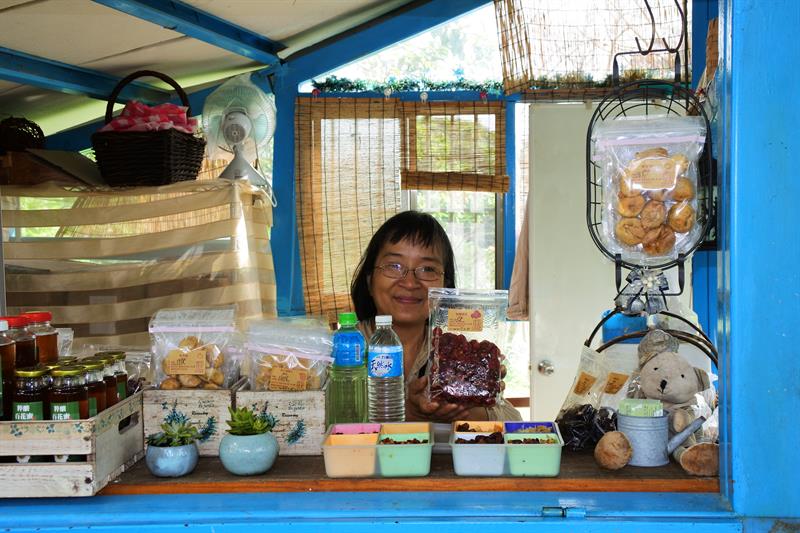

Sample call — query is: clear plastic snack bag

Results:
[149,306,241,390]
[245,317,333,391]
[427,288,509,408]
[555,345,610,451]
[592,114,707,266]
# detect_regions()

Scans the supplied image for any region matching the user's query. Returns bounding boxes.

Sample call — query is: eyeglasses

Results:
[375,263,443,282]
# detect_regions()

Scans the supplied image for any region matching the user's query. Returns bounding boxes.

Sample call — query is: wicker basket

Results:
[91,70,205,187]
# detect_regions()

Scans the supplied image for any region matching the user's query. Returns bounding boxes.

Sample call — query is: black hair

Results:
[350,210,456,321]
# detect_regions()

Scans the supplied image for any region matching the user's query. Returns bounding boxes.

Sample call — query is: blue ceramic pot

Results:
[145,442,199,477]
[219,432,278,476]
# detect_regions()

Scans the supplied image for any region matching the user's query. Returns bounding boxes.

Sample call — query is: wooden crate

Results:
[0,392,144,498]
[143,383,240,456]
[235,388,326,455]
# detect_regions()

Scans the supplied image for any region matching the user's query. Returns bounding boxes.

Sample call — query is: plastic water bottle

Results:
[367,315,405,422]
[326,312,367,426]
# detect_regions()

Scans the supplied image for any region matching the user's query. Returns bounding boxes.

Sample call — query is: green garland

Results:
[311,70,689,95]
[312,76,503,94]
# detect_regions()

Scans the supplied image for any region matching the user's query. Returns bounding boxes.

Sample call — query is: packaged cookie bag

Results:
[149,306,241,390]
[592,114,707,265]
[427,289,509,408]
[245,317,333,391]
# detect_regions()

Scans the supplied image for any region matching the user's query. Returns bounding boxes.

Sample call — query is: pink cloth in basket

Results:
[99,101,198,134]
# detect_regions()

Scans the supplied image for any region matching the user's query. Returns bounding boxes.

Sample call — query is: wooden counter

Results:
[100,451,718,495]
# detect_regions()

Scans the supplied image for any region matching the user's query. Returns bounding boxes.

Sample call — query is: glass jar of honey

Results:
[88,355,119,408]
[1,320,16,421]
[80,360,107,416]
[12,367,49,421]
[0,316,37,368]
[95,351,128,401]
[21,312,58,365]
[49,366,89,420]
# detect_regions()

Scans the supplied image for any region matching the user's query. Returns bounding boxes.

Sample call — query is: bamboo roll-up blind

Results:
[295,97,402,319]
[401,100,508,193]
[494,0,690,95]
[1,179,276,347]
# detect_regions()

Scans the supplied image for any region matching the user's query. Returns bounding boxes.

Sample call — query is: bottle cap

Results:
[21,311,52,323]
[375,315,392,326]
[338,312,358,327]
[0,316,29,328]
[0,320,8,332]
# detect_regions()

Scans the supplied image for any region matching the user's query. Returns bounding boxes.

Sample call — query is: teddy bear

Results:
[595,331,719,476]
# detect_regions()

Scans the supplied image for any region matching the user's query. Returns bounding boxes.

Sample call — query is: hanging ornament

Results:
[311,88,320,97]
[383,87,393,99]
[479,90,488,100]
[420,91,428,103]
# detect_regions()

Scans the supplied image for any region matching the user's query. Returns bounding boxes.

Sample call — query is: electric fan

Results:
[202,74,277,202]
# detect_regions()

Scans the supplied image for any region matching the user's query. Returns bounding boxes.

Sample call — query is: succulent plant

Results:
[146,420,202,447]
[225,404,277,436]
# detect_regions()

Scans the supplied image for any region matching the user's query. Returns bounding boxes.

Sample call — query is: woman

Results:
[351,210,521,422]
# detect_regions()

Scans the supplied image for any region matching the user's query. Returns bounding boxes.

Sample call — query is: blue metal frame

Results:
[0,46,170,103]
[91,0,284,65]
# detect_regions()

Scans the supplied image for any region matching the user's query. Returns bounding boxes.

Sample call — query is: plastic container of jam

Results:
[49,365,89,420]
[95,351,128,401]
[80,360,107,416]
[88,355,120,408]
[21,311,58,365]
[12,366,49,421]
[0,316,37,368]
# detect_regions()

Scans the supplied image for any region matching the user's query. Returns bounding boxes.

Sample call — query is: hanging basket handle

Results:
[595,328,718,368]
[103,70,191,124]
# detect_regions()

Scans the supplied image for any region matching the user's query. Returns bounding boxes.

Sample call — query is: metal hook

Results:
[635,0,656,55]
[660,0,686,52]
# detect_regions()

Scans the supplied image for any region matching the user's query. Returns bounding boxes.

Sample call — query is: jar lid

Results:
[51,365,87,377]
[0,316,29,328]
[0,320,7,332]
[15,366,47,378]
[58,356,78,364]
[95,350,125,359]
[86,355,112,365]
[79,360,105,371]
[21,311,52,322]
[42,362,62,371]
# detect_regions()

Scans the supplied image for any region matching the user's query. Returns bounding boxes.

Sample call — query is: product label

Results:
[270,367,309,391]
[627,158,677,190]
[333,340,364,366]
[368,346,403,378]
[573,371,598,395]
[88,397,98,417]
[118,382,127,400]
[51,401,80,421]
[13,401,44,421]
[164,347,206,375]
[604,372,631,394]
[446,309,484,332]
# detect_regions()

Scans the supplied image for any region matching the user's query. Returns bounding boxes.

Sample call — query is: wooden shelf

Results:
[100,451,718,495]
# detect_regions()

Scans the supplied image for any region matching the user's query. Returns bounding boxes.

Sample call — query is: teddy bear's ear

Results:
[694,367,710,390]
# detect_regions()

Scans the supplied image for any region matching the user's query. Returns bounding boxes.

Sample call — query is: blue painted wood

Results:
[0,491,737,531]
[270,68,305,315]
[0,46,170,103]
[91,0,284,65]
[722,0,800,518]
[286,0,492,83]
[502,100,516,290]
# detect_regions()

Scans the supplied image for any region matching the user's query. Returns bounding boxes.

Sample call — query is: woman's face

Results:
[369,237,445,330]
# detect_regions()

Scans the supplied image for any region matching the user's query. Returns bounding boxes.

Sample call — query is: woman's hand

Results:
[405,375,470,422]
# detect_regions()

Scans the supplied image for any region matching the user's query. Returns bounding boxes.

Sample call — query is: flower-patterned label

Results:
[446,309,484,332]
